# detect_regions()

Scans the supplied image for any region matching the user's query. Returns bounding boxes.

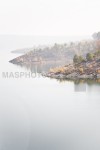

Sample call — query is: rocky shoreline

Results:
[42,58,100,79]
[42,72,100,79]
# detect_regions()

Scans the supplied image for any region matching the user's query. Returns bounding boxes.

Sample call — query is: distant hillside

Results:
[10,40,98,65]
[11,47,35,54]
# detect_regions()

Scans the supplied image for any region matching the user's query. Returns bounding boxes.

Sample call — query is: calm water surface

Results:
[0,51,100,150]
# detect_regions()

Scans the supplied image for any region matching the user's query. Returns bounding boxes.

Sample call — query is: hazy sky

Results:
[0,0,100,36]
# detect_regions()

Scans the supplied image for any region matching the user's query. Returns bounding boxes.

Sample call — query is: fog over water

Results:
[0,35,100,150]
[0,35,91,51]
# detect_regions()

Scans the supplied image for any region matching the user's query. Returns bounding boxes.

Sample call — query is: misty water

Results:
[0,37,100,150]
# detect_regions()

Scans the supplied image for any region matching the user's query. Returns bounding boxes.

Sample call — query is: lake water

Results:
[0,37,100,150]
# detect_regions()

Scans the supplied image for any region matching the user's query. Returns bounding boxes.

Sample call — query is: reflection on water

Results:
[11,61,100,92]
[1,53,100,150]
[58,79,100,92]
[74,83,86,92]
[11,61,68,73]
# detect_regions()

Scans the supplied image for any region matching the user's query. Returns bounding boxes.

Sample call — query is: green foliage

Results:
[86,53,94,61]
[78,56,85,63]
[95,50,100,56]
[73,55,84,64]
[73,55,79,63]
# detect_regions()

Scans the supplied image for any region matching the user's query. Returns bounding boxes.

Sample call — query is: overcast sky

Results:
[0,0,100,36]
